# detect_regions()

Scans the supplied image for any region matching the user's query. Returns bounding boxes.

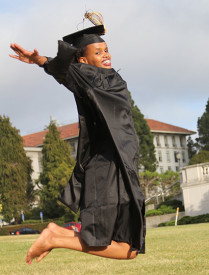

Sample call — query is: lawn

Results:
[0,223,209,275]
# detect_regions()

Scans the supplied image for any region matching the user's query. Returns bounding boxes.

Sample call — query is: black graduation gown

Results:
[43,41,145,252]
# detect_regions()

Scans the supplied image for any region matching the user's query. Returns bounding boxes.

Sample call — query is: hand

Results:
[9,43,47,66]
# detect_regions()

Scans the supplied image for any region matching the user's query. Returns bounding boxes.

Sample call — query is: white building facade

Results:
[24,147,43,183]
[153,133,189,173]
[146,119,195,174]
[181,162,209,216]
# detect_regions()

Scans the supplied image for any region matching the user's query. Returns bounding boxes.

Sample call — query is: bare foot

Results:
[26,228,53,264]
[35,223,78,263]
[36,250,51,263]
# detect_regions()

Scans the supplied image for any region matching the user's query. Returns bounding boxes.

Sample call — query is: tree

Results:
[129,93,157,171]
[139,171,160,199]
[0,203,2,220]
[38,122,75,218]
[187,136,198,159]
[189,150,209,165]
[0,115,33,223]
[196,99,209,150]
[159,171,180,200]
[139,170,180,203]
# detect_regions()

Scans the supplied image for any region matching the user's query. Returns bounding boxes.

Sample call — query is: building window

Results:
[168,166,172,171]
[172,136,176,147]
[182,151,186,163]
[160,166,164,173]
[176,166,179,172]
[158,151,162,162]
[69,141,76,153]
[174,151,181,163]
[166,151,170,162]
[180,136,185,147]
[164,135,169,147]
[156,135,161,146]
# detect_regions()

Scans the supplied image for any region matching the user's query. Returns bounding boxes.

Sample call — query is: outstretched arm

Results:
[10,43,47,66]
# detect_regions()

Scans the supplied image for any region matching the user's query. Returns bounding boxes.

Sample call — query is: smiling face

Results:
[78,42,112,69]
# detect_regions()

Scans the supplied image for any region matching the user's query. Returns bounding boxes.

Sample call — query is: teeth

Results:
[103,60,110,64]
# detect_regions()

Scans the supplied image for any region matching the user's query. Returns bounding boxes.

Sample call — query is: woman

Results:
[10,24,145,264]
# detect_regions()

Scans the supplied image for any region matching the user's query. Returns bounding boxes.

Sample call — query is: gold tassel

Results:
[84,11,106,33]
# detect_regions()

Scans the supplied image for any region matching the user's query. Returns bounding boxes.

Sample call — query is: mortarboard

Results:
[63,25,105,48]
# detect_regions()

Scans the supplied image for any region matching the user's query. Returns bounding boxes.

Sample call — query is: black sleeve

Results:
[43,40,77,85]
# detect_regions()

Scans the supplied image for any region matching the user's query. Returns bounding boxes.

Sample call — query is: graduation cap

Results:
[63,25,105,48]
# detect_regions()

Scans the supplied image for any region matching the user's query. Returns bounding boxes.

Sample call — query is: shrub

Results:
[146,209,164,217]
[178,214,209,225]
[24,207,43,220]
[0,228,8,236]
[146,200,184,217]
[157,200,184,212]
[158,220,175,227]
[158,213,209,227]
[22,220,43,224]
[0,219,67,236]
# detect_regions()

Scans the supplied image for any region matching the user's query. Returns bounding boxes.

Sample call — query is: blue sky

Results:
[1,0,209,136]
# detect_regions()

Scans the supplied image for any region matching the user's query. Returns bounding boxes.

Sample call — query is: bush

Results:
[0,228,8,236]
[146,200,184,217]
[0,218,67,236]
[22,219,43,224]
[178,214,209,225]
[158,220,175,227]
[157,200,184,212]
[146,209,164,217]
[24,207,43,220]
[158,213,209,227]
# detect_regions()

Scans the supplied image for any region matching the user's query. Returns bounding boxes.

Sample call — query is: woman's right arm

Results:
[10,43,47,66]
[9,42,77,90]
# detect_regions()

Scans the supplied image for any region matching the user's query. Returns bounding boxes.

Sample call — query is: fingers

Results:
[34,48,39,55]
[9,54,20,60]
[10,43,34,56]
[10,43,26,52]
[9,43,42,64]
[10,43,26,59]
[10,44,22,56]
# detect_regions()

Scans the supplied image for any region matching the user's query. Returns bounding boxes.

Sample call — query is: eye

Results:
[95,51,100,55]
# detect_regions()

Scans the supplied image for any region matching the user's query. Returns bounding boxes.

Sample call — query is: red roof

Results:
[146,119,196,135]
[23,120,195,147]
[23,122,79,147]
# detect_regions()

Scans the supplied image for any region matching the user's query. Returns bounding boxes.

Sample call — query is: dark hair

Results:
[75,46,86,62]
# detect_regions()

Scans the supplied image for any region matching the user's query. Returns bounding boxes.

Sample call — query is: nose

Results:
[103,51,110,59]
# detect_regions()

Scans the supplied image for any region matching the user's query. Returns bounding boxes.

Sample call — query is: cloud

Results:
[1,0,209,136]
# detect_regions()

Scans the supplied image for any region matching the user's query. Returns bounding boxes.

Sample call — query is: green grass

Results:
[0,223,209,275]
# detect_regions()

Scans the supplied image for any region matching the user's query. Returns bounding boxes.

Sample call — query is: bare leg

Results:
[26,226,137,264]
[47,222,79,237]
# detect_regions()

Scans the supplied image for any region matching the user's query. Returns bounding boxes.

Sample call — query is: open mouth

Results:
[102,59,111,66]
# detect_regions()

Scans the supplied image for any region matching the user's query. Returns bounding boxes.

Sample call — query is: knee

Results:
[128,251,137,260]
[47,222,57,231]
[117,243,137,260]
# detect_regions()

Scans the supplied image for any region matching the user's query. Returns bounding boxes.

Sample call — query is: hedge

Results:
[0,219,65,236]
[158,213,209,227]
[146,200,184,217]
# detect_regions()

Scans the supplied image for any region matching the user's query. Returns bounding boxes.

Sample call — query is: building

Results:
[22,119,195,182]
[146,119,195,173]
[181,162,209,216]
